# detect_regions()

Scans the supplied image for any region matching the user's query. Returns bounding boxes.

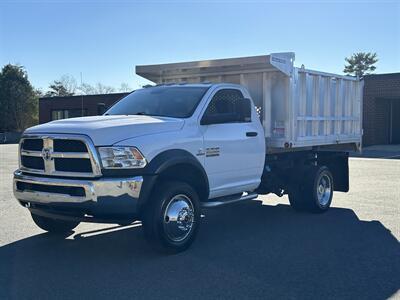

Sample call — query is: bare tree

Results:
[78,82,115,95]
[60,75,77,94]
[119,82,132,92]
[93,83,115,94]
[45,74,77,96]
[78,83,96,95]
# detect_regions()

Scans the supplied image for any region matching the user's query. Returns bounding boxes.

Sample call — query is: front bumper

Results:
[13,170,143,220]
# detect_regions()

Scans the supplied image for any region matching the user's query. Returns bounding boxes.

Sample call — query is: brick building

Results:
[39,74,400,146]
[363,73,400,146]
[39,92,129,124]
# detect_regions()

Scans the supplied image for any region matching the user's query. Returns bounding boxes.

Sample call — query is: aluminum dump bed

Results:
[136,52,363,152]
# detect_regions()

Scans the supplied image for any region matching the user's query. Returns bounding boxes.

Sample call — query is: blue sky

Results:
[0,0,399,91]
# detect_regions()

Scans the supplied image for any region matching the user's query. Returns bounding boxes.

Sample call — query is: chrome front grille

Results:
[19,135,102,178]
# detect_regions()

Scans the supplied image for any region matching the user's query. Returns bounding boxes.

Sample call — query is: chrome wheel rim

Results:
[163,194,195,242]
[317,174,332,207]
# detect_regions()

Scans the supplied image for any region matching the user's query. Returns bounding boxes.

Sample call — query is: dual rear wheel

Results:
[289,165,334,213]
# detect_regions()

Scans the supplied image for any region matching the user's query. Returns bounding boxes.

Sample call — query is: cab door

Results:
[200,88,265,199]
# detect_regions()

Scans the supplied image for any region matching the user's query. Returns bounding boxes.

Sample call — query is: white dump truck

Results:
[14,53,363,252]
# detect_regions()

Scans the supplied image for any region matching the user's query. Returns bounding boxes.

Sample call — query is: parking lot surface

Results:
[1,144,399,299]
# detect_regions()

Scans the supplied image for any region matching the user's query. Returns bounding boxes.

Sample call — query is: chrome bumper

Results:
[13,170,143,205]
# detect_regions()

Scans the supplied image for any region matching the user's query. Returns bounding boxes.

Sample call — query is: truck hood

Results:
[25,115,185,145]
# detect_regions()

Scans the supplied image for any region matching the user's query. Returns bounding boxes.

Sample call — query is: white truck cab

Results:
[14,53,363,253]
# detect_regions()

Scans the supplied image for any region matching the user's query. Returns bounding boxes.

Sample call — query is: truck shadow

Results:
[1,201,399,300]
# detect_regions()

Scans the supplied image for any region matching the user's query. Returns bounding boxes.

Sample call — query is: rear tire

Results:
[289,166,334,213]
[141,181,201,254]
[31,213,80,234]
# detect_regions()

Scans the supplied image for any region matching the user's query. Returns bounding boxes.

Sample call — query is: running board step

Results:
[201,193,258,208]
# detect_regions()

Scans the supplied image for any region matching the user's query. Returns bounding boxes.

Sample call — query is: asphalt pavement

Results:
[0,144,399,300]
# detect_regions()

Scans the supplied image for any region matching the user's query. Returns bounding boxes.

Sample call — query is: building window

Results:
[51,109,87,121]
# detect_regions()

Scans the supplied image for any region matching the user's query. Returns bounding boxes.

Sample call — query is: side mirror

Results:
[97,103,107,115]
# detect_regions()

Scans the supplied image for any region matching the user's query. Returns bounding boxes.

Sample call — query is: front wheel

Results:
[141,181,201,253]
[289,166,334,213]
[31,213,80,234]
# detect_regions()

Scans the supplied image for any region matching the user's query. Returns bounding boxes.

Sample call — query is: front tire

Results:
[141,181,200,253]
[289,166,334,213]
[31,213,80,234]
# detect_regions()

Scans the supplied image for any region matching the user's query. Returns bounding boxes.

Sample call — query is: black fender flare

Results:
[138,149,209,208]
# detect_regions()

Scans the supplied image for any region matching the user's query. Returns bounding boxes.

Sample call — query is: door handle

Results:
[246,132,258,137]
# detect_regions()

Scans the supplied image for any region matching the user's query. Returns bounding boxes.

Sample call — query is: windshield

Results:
[105,86,209,118]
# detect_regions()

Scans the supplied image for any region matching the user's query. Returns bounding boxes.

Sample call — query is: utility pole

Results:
[80,72,84,117]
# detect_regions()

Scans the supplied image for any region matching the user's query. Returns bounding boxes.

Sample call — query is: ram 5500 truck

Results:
[13,53,363,252]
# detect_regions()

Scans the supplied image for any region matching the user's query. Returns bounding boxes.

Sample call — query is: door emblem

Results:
[206,147,220,157]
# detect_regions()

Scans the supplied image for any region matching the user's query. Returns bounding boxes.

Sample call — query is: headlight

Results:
[98,147,147,169]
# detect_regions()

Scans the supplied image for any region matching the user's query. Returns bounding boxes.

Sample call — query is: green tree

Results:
[344,52,378,77]
[0,64,38,132]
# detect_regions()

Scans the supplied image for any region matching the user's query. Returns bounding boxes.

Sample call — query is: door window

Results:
[202,89,251,124]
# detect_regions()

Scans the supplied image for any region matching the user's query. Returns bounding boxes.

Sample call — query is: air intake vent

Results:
[21,156,44,170]
[53,139,88,153]
[22,139,43,151]
[16,181,85,197]
[55,158,93,173]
